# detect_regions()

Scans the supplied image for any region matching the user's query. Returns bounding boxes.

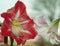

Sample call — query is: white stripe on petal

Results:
[14,10,20,20]
[20,29,31,34]
[20,20,29,24]
[12,26,30,36]
[12,27,21,36]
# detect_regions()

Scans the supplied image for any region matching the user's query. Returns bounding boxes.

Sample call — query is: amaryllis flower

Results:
[47,18,60,44]
[34,15,60,44]
[1,1,37,45]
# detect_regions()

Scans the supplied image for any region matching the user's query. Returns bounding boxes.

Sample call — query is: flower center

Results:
[11,19,23,36]
[12,20,21,28]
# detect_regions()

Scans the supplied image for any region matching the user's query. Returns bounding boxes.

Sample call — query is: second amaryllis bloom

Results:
[1,1,37,45]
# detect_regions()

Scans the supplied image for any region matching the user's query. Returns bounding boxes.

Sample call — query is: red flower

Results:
[1,1,37,45]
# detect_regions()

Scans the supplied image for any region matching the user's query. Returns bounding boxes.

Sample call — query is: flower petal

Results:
[1,1,37,45]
